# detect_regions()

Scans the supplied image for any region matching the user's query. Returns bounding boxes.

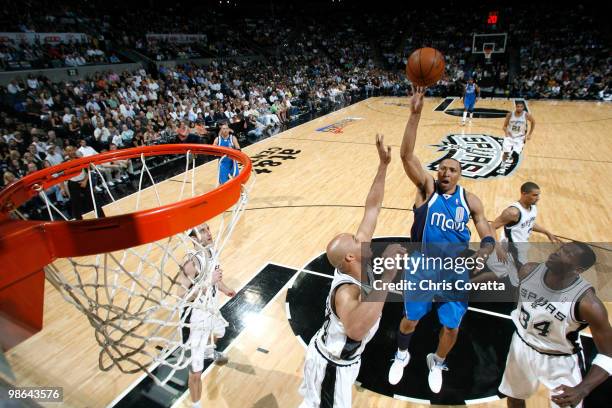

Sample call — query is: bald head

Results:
[326,233,359,270]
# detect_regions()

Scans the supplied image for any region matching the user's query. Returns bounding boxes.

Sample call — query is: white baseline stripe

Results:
[465,395,501,405]
[468,306,511,320]
[285,301,292,320]
[393,394,430,404]
[269,261,334,280]
[296,335,308,349]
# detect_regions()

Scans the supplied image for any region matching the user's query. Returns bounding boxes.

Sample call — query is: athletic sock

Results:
[469,113,474,119]
[397,329,414,352]
[433,353,445,365]
[462,112,467,121]
[192,401,200,408]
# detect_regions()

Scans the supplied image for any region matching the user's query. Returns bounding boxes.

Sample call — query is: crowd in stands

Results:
[0,39,122,71]
[0,1,610,218]
[0,31,408,218]
[507,5,610,100]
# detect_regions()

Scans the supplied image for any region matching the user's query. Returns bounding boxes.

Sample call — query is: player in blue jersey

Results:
[213,123,241,185]
[387,86,495,393]
[461,78,480,125]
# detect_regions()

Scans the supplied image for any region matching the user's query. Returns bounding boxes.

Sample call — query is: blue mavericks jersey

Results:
[218,135,234,149]
[411,182,471,248]
[218,134,238,185]
[465,83,476,99]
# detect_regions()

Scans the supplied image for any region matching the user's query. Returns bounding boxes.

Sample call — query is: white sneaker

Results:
[388,350,410,385]
[426,353,448,393]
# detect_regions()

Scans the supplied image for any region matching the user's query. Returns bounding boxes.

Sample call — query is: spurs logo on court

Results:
[316,117,363,133]
[427,134,520,179]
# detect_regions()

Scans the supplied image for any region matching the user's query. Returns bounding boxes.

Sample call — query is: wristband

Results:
[592,354,612,375]
[480,236,496,248]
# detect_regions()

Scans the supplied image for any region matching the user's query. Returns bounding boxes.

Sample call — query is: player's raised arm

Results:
[552,290,612,407]
[400,86,434,194]
[356,134,391,242]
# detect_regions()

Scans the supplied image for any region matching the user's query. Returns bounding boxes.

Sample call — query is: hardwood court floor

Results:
[4,97,612,408]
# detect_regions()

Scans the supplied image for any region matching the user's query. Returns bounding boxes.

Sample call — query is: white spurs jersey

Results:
[502,202,537,243]
[187,247,218,310]
[314,268,379,365]
[513,263,592,355]
[508,110,528,138]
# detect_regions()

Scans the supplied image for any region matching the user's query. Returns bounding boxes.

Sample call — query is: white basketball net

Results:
[28,150,253,385]
[484,48,493,61]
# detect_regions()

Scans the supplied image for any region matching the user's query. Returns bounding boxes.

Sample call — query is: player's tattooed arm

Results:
[552,290,612,406]
[400,86,434,199]
[356,134,390,242]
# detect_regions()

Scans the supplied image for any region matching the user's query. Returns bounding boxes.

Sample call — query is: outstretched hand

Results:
[376,133,391,165]
[551,384,587,407]
[410,85,426,114]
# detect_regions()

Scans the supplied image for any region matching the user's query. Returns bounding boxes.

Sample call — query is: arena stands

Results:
[1,0,610,219]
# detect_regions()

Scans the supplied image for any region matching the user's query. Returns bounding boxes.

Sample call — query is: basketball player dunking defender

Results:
[388,86,496,393]
[461,78,480,125]
[501,101,535,172]
[213,123,241,185]
[474,181,561,286]
[499,243,611,408]
[299,134,407,408]
[179,223,236,408]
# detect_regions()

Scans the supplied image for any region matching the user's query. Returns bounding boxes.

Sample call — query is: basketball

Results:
[406,47,445,86]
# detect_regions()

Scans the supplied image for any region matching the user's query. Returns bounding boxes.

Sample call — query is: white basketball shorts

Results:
[499,332,584,408]
[298,338,361,408]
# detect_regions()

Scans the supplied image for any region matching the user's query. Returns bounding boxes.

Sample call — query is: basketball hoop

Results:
[0,144,253,385]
